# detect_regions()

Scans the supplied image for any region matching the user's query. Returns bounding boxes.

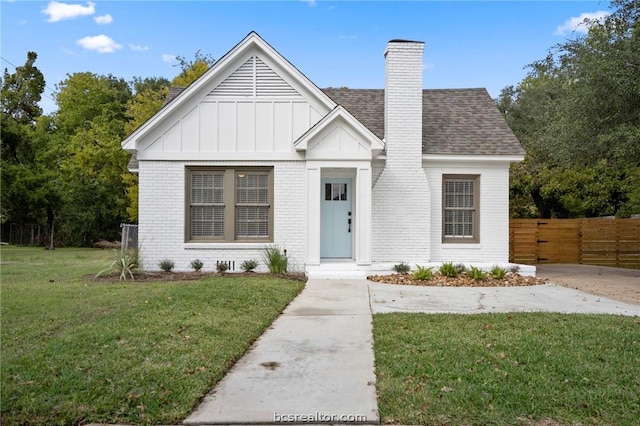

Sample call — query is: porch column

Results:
[356,167,372,265]
[306,167,321,266]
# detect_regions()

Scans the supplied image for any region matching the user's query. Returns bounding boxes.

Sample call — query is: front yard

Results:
[0,246,303,425]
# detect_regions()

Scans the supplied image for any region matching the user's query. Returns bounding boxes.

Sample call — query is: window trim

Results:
[185,167,274,243]
[442,174,480,244]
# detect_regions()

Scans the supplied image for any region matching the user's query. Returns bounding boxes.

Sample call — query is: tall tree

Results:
[54,73,133,244]
[502,0,640,218]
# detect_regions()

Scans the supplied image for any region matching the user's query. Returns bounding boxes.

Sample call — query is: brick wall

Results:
[138,160,307,272]
[372,40,431,263]
[425,163,510,263]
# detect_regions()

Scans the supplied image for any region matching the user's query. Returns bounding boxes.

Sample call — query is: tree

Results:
[171,50,215,87]
[53,73,133,244]
[1,52,63,248]
[502,0,640,218]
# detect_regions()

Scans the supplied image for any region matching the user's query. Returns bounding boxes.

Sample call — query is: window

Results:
[442,175,479,243]
[186,167,273,242]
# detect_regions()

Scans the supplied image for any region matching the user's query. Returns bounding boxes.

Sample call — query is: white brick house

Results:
[121,32,525,276]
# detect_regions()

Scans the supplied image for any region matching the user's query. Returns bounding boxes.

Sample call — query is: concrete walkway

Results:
[184,279,379,425]
[184,279,639,425]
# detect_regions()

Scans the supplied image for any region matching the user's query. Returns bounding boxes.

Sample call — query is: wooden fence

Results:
[509,218,640,268]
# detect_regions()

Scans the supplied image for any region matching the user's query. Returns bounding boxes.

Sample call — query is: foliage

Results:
[490,265,508,280]
[159,259,175,272]
[216,261,229,274]
[438,262,459,278]
[262,245,288,274]
[1,51,45,123]
[1,246,303,425]
[501,0,640,218]
[190,259,203,272]
[467,266,486,281]
[392,262,411,274]
[241,259,259,272]
[171,50,215,87]
[374,313,640,425]
[96,249,139,281]
[509,265,521,274]
[412,265,433,281]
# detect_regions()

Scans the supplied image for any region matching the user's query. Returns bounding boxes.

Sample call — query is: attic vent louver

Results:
[209,56,300,98]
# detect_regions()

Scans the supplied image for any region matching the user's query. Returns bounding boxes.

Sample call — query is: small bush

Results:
[159,259,175,272]
[96,249,139,281]
[509,265,521,274]
[216,261,229,274]
[241,259,259,272]
[262,245,288,274]
[490,265,508,279]
[467,266,486,281]
[454,263,467,274]
[190,259,203,272]
[412,265,433,281]
[439,262,459,278]
[392,262,411,274]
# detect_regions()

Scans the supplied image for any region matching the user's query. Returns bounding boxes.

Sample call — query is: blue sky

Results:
[1,1,612,115]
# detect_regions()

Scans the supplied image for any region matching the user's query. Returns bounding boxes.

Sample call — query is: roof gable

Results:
[122,31,336,152]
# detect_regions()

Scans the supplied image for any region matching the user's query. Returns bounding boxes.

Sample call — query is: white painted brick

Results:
[138,160,307,272]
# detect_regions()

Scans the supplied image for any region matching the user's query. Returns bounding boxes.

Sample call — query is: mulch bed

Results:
[367,272,548,287]
[89,270,307,283]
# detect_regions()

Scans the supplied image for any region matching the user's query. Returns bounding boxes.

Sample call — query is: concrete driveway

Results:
[536,264,640,305]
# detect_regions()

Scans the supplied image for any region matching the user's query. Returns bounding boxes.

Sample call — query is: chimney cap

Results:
[388,39,424,44]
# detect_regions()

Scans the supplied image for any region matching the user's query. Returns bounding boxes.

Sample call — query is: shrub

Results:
[190,259,204,272]
[262,245,288,274]
[159,259,175,272]
[392,262,411,274]
[467,266,486,281]
[439,262,459,278]
[96,249,139,281]
[509,265,521,275]
[216,261,229,274]
[412,265,433,281]
[490,265,508,279]
[454,263,467,274]
[241,259,259,272]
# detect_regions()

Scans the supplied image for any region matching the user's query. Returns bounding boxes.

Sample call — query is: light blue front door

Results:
[321,178,352,258]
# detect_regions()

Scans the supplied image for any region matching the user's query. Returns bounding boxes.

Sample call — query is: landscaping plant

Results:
[190,259,204,272]
[216,261,229,274]
[262,245,288,274]
[241,259,259,272]
[490,265,508,279]
[412,265,433,281]
[438,261,459,278]
[467,266,486,281]
[96,249,139,281]
[159,258,175,272]
[392,262,411,274]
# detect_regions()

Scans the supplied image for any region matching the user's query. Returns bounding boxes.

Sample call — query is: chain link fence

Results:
[120,223,138,253]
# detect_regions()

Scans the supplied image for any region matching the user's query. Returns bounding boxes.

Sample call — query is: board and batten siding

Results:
[140,55,326,156]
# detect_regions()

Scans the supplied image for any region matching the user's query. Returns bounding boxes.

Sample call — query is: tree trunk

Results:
[46,207,55,250]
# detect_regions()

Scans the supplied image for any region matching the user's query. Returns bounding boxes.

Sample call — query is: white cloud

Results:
[42,1,95,23]
[19,19,28,25]
[423,62,435,71]
[94,14,113,25]
[162,54,177,63]
[302,0,317,7]
[129,43,149,52]
[554,11,609,35]
[77,34,122,53]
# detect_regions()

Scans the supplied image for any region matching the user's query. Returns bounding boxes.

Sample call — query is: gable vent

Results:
[209,56,300,98]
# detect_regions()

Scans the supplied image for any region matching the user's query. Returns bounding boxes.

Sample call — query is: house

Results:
[121,32,525,277]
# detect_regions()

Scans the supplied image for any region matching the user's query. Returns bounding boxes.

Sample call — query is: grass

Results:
[1,246,304,425]
[373,313,640,425]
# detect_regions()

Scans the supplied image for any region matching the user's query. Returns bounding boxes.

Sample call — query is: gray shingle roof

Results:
[322,87,524,156]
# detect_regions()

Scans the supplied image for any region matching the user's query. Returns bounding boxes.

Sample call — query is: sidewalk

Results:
[184,279,379,425]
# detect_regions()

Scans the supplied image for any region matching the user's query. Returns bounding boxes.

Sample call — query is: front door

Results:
[321,178,352,258]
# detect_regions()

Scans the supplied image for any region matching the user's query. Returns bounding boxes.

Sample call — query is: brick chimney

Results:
[384,40,424,167]
[372,39,431,263]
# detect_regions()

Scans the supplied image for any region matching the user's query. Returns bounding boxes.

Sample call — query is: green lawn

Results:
[0,246,304,425]
[374,313,640,425]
